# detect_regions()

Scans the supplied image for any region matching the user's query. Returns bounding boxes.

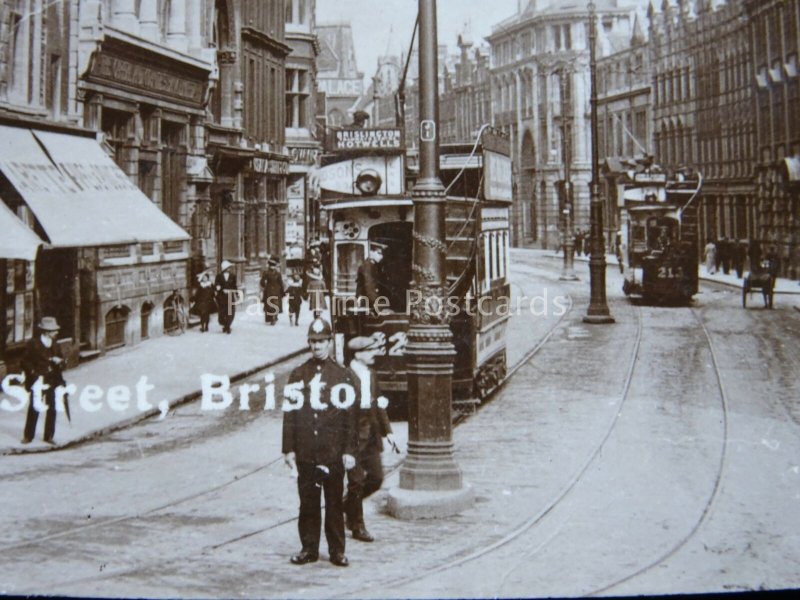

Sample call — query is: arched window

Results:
[106,306,130,349]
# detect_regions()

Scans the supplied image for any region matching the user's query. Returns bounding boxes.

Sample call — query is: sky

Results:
[316,0,521,80]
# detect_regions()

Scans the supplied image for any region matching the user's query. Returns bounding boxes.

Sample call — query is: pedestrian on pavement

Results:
[261,258,284,326]
[305,265,327,318]
[21,317,67,445]
[215,260,238,334]
[719,236,732,274]
[282,317,358,567]
[733,240,746,279]
[704,239,717,275]
[765,246,781,278]
[356,241,387,314]
[748,240,762,273]
[575,229,585,256]
[286,271,304,326]
[344,336,395,543]
[714,237,724,273]
[614,233,624,274]
[193,271,215,332]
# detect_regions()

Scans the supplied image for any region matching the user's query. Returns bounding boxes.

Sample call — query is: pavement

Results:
[2,248,797,456]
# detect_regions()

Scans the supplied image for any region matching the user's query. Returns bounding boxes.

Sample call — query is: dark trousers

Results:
[23,390,56,442]
[344,450,384,528]
[297,462,345,556]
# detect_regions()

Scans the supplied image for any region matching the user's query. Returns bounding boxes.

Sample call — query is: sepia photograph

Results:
[1,0,799,598]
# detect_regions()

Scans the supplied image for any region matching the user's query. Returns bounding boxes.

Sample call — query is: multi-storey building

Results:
[649,0,758,263]
[206,0,291,294]
[315,23,363,126]
[746,0,800,278]
[284,0,323,258]
[596,14,651,239]
[439,34,492,145]
[1,0,207,370]
[487,0,641,248]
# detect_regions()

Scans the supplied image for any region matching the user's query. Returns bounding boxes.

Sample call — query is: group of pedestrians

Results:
[703,238,781,279]
[282,317,396,567]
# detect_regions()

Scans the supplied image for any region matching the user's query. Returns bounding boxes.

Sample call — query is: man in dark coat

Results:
[356,241,387,313]
[261,258,284,325]
[286,271,304,326]
[21,317,66,444]
[214,260,238,334]
[344,336,395,543]
[282,317,358,567]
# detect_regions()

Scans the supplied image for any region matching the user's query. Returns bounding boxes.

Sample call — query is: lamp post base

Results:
[387,484,474,520]
[583,314,616,324]
[559,272,580,281]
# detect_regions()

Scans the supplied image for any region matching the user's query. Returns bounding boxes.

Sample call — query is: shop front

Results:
[0,124,189,370]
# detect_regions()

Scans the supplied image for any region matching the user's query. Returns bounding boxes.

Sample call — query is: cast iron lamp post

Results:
[557,65,578,281]
[387,0,473,519]
[583,0,614,324]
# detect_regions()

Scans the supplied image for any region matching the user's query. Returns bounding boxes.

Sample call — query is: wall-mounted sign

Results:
[327,128,403,153]
[252,157,290,175]
[317,78,364,97]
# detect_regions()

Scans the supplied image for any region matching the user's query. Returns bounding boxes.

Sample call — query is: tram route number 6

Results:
[657,265,683,279]
[368,331,408,356]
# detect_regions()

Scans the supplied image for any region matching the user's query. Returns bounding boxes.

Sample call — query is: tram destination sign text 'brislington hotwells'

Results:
[326,128,404,154]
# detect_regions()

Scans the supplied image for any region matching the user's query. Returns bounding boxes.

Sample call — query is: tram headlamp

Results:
[355,169,382,195]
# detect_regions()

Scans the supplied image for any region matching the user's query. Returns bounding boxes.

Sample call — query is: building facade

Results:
[315,23,363,127]
[488,0,641,248]
[285,0,322,256]
[206,0,291,295]
[746,0,800,278]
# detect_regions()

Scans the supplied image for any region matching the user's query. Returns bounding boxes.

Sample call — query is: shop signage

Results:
[289,147,321,165]
[317,78,364,97]
[327,128,403,153]
[317,156,403,195]
[88,53,205,105]
[253,157,290,175]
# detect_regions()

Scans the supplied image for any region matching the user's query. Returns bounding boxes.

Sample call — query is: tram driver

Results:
[356,241,388,314]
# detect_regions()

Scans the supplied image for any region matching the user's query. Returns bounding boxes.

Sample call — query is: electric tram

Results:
[317,125,513,411]
[619,162,703,304]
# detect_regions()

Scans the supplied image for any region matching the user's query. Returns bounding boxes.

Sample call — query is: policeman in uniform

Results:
[344,336,395,542]
[356,241,387,313]
[282,318,358,567]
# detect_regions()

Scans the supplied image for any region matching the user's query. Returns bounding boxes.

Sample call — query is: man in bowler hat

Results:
[282,317,358,567]
[21,316,66,444]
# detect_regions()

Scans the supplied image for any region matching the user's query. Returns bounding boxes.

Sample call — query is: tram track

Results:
[6,268,577,597]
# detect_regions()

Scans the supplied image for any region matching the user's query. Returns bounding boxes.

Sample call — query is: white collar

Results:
[40,334,53,348]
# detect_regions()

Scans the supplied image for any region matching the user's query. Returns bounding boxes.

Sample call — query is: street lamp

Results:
[557,66,578,281]
[583,0,615,324]
[387,0,473,520]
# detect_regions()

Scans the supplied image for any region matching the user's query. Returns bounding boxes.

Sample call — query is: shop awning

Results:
[0,126,189,247]
[0,200,42,260]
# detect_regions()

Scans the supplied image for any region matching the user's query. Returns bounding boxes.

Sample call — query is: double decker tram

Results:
[317,125,513,413]
[618,163,703,304]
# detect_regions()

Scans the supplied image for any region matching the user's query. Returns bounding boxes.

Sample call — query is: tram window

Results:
[335,242,364,294]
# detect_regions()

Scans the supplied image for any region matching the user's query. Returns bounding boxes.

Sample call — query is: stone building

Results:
[206,0,291,294]
[284,0,323,254]
[596,12,652,239]
[648,0,758,262]
[1,0,198,372]
[315,23,363,127]
[745,0,800,278]
[487,0,642,248]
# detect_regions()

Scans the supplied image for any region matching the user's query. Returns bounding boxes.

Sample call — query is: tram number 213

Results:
[657,265,684,279]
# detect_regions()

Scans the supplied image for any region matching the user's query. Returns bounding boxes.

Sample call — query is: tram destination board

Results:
[325,127,405,155]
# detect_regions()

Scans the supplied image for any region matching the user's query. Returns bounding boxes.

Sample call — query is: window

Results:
[286,68,310,129]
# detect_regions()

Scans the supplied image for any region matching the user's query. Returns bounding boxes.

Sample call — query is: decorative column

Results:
[167,0,188,53]
[584,1,614,325]
[187,0,202,51]
[112,0,139,35]
[139,0,158,41]
[387,0,473,520]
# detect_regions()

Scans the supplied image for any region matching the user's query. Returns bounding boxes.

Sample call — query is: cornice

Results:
[241,27,292,57]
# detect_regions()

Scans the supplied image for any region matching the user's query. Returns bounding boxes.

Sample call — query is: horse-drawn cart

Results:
[742,260,777,309]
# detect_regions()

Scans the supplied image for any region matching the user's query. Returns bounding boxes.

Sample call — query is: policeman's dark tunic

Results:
[282,357,358,556]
